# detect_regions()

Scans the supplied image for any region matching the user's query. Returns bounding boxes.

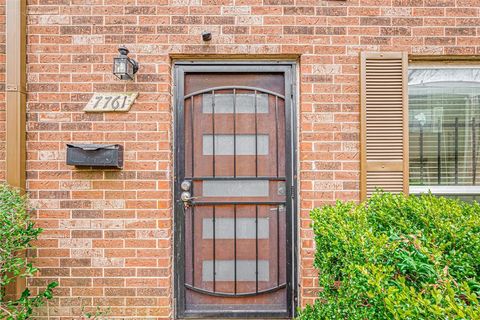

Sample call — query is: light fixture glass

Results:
[113,46,138,80]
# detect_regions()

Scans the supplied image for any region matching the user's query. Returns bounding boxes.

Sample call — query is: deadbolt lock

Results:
[181,180,191,191]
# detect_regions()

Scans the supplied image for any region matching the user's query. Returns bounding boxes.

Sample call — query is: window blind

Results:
[409,68,480,187]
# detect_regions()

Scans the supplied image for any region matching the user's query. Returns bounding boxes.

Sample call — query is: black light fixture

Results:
[113,46,138,80]
[202,31,212,42]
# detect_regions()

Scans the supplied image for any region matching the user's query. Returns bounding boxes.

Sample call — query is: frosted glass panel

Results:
[203,218,269,239]
[202,260,269,282]
[203,134,269,156]
[202,180,269,197]
[203,93,269,113]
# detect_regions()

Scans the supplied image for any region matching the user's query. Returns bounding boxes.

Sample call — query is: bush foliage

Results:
[299,192,480,320]
[0,184,57,320]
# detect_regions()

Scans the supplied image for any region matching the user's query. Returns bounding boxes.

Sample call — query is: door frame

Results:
[173,61,298,319]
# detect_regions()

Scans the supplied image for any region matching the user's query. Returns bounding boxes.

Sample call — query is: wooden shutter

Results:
[360,52,409,200]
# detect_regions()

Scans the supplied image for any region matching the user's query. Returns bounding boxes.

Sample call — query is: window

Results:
[408,66,480,197]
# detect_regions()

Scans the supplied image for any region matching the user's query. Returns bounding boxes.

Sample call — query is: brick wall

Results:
[20,0,480,318]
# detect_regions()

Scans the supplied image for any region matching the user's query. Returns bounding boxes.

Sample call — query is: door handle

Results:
[181,191,199,203]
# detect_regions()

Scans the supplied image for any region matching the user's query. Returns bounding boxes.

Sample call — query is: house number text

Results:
[83,92,138,112]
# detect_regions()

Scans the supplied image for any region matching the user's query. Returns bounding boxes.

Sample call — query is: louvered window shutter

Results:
[360,52,409,200]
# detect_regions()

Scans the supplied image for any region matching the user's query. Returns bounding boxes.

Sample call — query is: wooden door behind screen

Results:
[174,64,295,318]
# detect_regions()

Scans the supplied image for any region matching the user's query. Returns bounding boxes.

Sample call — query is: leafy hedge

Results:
[299,192,480,320]
[0,184,57,320]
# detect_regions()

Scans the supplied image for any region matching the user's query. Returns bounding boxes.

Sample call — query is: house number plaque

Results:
[83,92,138,112]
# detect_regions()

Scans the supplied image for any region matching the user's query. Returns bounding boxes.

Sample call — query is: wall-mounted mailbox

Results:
[66,144,123,169]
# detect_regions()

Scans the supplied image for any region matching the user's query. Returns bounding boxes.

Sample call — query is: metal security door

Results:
[174,63,296,318]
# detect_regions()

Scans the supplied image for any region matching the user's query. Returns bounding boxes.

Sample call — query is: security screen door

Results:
[174,63,296,318]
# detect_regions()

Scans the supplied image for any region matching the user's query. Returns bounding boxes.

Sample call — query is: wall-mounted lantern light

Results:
[113,46,138,80]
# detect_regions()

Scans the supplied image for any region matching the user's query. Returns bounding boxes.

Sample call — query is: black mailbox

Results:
[66,144,123,169]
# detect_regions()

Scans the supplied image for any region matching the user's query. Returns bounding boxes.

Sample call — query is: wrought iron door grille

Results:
[184,86,287,297]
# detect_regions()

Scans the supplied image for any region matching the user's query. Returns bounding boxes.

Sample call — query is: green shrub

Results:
[298,191,480,320]
[0,184,57,320]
